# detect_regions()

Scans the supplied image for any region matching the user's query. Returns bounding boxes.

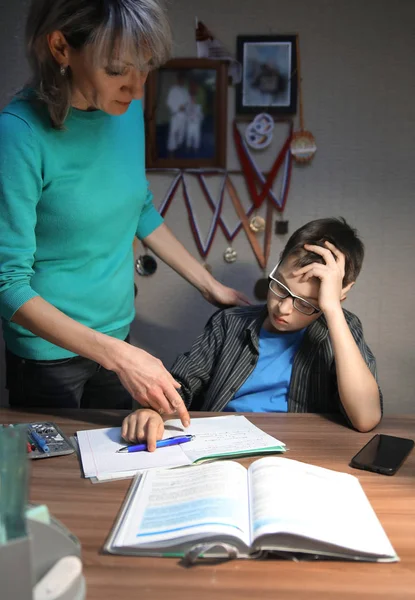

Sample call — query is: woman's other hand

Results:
[202,279,251,308]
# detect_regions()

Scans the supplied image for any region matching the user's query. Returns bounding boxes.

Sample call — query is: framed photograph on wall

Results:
[144,58,228,168]
[235,35,298,116]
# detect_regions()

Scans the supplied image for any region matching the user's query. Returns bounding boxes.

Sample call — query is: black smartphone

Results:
[350,434,414,476]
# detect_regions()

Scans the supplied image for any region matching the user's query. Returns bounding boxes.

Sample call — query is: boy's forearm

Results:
[324,307,381,432]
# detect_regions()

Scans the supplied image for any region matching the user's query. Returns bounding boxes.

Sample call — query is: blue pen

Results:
[28,428,50,453]
[116,435,194,454]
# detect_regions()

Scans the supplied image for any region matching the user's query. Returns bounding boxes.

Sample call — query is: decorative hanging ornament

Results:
[249,215,266,233]
[223,247,237,263]
[245,113,274,151]
[195,19,242,85]
[135,254,158,276]
[290,35,316,164]
[290,130,317,163]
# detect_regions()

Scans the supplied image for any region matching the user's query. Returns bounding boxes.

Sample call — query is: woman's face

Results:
[67,47,151,114]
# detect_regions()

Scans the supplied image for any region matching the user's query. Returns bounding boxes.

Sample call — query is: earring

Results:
[60,65,67,76]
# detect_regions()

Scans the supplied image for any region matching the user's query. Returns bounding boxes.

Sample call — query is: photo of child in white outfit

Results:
[186,95,204,150]
[156,68,216,161]
[166,72,190,153]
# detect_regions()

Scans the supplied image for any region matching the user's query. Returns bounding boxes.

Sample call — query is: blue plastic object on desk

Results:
[28,428,50,453]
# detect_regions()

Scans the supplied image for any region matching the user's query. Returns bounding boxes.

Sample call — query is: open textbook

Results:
[77,416,286,481]
[105,457,398,562]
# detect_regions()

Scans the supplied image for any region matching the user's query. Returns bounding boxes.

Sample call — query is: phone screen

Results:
[351,434,414,474]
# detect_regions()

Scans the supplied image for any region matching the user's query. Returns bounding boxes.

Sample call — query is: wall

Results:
[1,0,414,412]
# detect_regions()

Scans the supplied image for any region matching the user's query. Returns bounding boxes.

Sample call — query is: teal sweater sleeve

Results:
[136,182,163,240]
[0,113,42,320]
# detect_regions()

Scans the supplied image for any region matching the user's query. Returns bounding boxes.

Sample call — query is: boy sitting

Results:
[123,218,382,448]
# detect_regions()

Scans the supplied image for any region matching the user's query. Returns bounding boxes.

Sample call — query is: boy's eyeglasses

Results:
[268,264,321,316]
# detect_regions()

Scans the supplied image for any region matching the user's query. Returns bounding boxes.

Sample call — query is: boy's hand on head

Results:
[293,241,346,314]
[121,409,164,452]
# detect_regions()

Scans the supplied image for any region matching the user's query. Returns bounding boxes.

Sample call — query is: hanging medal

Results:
[253,276,270,301]
[196,171,242,266]
[135,242,158,276]
[134,170,183,281]
[290,36,317,164]
[233,119,293,243]
[198,127,292,265]
[135,171,185,279]
[223,247,238,263]
[249,215,266,234]
[226,176,274,301]
[243,114,282,239]
[275,217,289,235]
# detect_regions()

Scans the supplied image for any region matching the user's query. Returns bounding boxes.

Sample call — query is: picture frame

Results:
[235,35,298,116]
[144,58,228,168]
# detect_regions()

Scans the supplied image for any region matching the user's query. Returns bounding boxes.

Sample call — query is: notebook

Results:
[76,416,286,481]
[104,457,398,563]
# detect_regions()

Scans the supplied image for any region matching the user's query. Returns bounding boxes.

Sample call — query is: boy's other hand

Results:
[293,241,346,313]
[121,409,164,452]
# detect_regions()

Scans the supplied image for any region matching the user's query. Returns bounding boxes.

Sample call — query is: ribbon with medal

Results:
[226,176,274,299]
[181,173,227,270]
[290,36,316,163]
[232,120,293,298]
[149,170,227,272]
[145,117,293,291]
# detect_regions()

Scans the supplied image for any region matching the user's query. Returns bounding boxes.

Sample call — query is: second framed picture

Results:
[144,58,228,168]
[235,35,298,116]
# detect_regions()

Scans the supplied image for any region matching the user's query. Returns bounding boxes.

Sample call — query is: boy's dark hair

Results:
[279,218,364,286]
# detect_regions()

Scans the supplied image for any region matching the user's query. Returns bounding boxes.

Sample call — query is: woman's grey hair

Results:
[25,0,172,128]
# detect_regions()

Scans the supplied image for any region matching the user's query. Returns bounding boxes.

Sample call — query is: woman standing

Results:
[0,0,248,423]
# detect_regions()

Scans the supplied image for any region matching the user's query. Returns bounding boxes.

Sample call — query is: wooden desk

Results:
[1,410,414,600]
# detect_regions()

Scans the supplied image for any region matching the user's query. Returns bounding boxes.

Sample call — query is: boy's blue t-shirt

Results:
[224,327,306,413]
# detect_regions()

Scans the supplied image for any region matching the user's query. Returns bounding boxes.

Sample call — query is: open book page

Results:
[111,461,251,552]
[166,415,286,464]
[247,457,397,559]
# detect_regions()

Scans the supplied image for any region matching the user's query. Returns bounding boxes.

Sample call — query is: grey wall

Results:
[1,0,414,412]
